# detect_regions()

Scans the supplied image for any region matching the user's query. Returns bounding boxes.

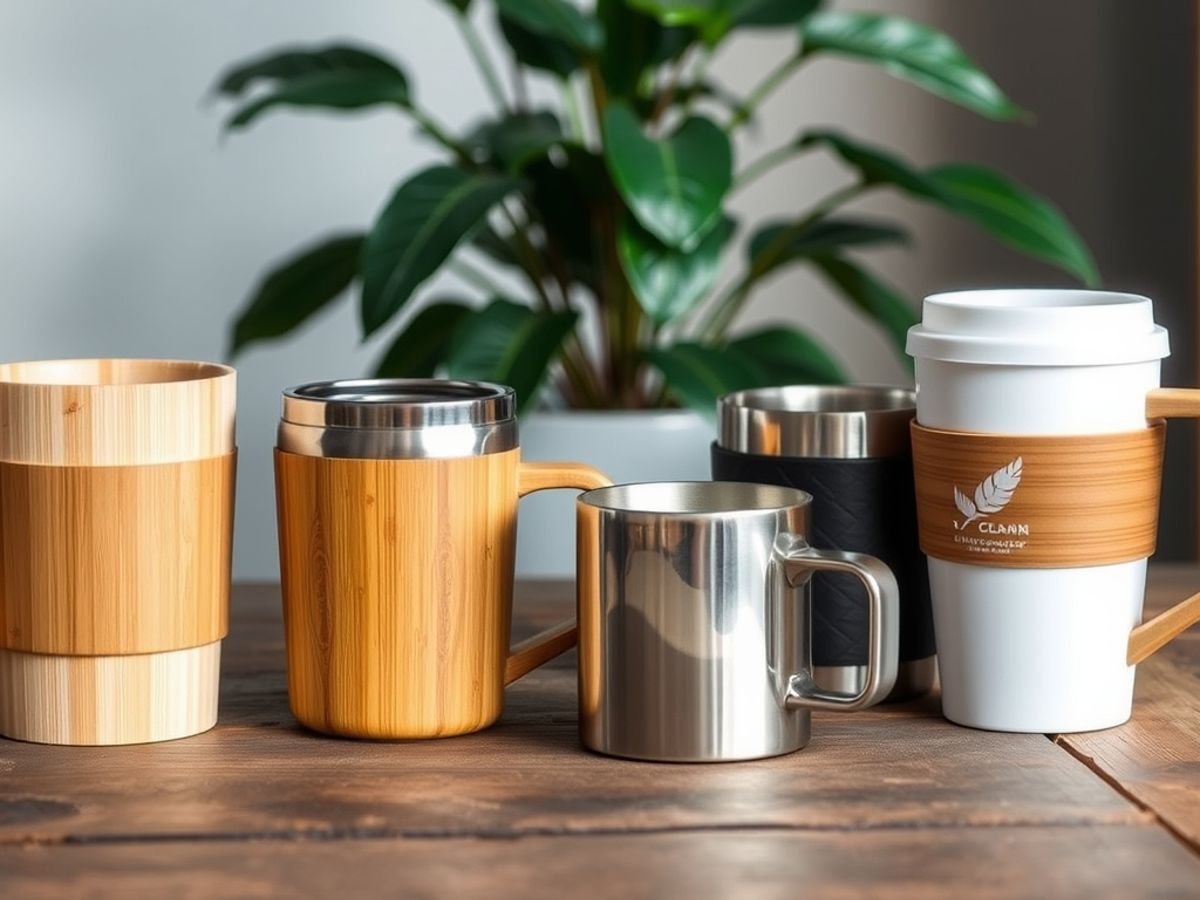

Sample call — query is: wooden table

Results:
[3,568,1200,898]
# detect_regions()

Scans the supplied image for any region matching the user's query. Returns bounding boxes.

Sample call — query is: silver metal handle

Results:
[773,535,900,712]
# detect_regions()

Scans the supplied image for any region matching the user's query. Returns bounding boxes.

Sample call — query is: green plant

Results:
[216,0,1097,415]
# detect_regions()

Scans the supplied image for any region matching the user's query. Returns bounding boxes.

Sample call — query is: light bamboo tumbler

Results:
[275,379,609,740]
[0,359,236,745]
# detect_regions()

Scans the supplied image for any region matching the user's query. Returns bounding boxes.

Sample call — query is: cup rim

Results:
[579,480,812,516]
[0,358,233,388]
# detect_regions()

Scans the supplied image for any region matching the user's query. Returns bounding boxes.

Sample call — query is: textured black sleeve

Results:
[712,442,935,666]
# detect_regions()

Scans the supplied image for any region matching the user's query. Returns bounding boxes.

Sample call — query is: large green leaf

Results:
[644,342,768,418]
[800,12,1022,121]
[926,164,1099,286]
[810,255,917,360]
[372,299,473,378]
[730,0,820,27]
[602,104,732,249]
[598,0,683,98]
[229,233,363,356]
[498,14,580,77]
[626,0,716,25]
[748,217,907,279]
[628,0,819,43]
[495,0,603,52]
[439,0,473,12]
[360,166,519,336]
[465,110,564,172]
[214,44,404,96]
[805,131,1098,285]
[445,299,579,411]
[218,46,411,130]
[619,215,734,324]
[725,325,845,385]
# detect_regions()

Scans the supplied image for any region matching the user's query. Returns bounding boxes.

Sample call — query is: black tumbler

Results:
[713,386,935,701]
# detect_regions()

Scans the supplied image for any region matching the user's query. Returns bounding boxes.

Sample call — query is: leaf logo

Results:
[954,457,1023,531]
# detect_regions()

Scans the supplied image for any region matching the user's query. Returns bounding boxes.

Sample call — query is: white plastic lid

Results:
[905,289,1170,366]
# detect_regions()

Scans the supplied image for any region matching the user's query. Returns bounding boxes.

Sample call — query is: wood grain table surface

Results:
[2,568,1200,899]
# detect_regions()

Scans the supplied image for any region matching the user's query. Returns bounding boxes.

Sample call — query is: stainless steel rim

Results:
[281,378,515,428]
[717,384,915,459]
[278,378,519,459]
[578,480,812,517]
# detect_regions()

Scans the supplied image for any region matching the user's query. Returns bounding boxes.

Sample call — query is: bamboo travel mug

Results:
[275,379,611,740]
[0,359,236,745]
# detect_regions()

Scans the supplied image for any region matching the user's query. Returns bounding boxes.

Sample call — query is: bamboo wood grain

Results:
[505,619,576,684]
[1128,590,1200,664]
[275,450,609,740]
[0,453,235,655]
[518,461,611,496]
[0,358,235,465]
[0,642,220,745]
[0,358,236,745]
[1145,387,1200,420]
[509,460,612,679]
[911,423,1164,568]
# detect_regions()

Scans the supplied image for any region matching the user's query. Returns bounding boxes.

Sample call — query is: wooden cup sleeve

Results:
[0,452,235,656]
[911,423,1163,570]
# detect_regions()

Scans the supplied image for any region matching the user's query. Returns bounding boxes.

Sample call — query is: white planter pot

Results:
[516,410,714,578]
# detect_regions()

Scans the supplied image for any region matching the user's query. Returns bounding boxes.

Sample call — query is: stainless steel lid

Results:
[717,385,914,459]
[278,378,518,459]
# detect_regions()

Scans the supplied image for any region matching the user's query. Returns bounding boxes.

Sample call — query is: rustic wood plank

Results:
[0,584,1150,844]
[1054,563,1200,852]
[4,826,1200,900]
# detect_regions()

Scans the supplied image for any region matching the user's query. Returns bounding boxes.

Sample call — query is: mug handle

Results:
[772,536,900,711]
[1125,388,1200,663]
[503,461,612,684]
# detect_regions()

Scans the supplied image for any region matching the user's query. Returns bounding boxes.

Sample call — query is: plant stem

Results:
[562,79,588,143]
[697,181,866,341]
[410,107,473,164]
[585,61,609,132]
[448,257,506,297]
[732,141,811,195]
[728,52,803,130]
[501,203,606,407]
[456,14,509,112]
[648,47,693,127]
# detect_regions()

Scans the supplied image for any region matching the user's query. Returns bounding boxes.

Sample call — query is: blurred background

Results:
[0,0,1194,577]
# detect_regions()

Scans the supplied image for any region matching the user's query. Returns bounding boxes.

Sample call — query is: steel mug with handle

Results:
[576,481,899,762]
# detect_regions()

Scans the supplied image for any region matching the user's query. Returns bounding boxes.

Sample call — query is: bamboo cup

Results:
[275,379,610,740]
[0,359,236,745]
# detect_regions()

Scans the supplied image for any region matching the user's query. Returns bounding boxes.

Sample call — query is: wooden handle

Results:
[504,461,613,684]
[1129,388,1200,662]
[517,461,611,496]
[1128,590,1200,664]
[505,619,576,685]
[1146,388,1200,419]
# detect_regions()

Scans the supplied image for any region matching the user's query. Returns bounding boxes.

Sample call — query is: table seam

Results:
[1049,733,1200,859]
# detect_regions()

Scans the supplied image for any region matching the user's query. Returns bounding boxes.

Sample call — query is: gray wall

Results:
[0,0,1193,575]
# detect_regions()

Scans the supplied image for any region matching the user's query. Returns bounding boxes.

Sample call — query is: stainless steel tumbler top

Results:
[277,378,517,459]
[576,481,900,762]
[713,385,935,701]
[718,385,914,458]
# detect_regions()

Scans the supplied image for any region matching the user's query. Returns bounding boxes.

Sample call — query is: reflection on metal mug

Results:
[576,481,900,762]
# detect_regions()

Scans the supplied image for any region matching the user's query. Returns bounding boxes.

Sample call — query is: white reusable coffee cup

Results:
[907,289,1200,733]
